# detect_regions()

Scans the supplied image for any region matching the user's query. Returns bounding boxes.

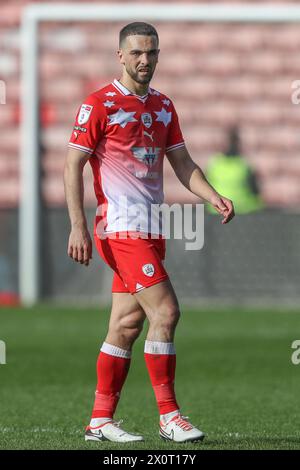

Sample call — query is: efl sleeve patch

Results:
[68,94,107,154]
[77,104,93,125]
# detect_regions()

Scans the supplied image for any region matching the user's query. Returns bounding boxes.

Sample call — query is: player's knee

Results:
[121,324,143,342]
[116,310,145,342]
[126,326,143,343]
[164,306,180,330]
[151,303,180,330]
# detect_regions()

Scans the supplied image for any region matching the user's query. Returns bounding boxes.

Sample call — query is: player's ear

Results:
[117,49,125,65]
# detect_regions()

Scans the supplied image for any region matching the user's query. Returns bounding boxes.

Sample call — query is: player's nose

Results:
[139,52,150,65]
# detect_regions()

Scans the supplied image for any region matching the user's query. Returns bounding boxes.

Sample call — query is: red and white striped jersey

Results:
[68,78,185,236]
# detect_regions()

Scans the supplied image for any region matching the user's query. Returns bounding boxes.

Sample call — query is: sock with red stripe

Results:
[144,340,180,417]
[90,342,131,423]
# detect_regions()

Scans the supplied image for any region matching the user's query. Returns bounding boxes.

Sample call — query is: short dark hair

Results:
[119,22,159,48]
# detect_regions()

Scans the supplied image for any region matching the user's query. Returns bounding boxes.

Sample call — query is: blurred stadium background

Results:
[1,0,300,452]
[1,0,300,307]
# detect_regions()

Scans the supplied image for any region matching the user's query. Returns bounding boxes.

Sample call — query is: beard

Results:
[126,65,154,84]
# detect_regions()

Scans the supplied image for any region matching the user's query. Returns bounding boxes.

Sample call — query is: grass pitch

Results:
[0,305,300,450]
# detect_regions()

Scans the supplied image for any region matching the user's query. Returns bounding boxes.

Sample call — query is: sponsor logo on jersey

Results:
[141,113,152,128]
[142,264,155,277]
[78,104,93,125]
[131,147,160,167]
[143,130,154,142]
[73,125,87,133]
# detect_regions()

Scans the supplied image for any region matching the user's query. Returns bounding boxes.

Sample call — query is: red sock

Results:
[91,343,131,419]
[144,340,179,415]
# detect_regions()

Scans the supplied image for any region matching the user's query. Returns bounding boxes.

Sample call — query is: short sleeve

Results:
[68,94,107,156]
[165,100,185,154]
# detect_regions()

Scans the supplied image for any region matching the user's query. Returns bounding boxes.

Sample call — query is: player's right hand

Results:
[67,226,93,266]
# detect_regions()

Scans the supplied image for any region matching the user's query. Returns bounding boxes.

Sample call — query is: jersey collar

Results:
[112,78,149,101]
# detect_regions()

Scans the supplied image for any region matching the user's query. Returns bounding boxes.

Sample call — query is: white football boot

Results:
[159,414,205,443]
[85,419,144,443]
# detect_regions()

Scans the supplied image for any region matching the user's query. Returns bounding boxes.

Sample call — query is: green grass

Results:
[1,306,300,450]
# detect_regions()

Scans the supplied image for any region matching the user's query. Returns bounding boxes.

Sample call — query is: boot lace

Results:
[172,414,194,431]
[111,419,123,428]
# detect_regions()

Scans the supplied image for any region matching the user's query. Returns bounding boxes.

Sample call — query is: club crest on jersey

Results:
[131,147,160,167]
[78,104,93,125]
[142,264,155,277]
[141,113,152,128]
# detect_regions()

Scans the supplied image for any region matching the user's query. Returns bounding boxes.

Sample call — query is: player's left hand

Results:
[210,194,235,224]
